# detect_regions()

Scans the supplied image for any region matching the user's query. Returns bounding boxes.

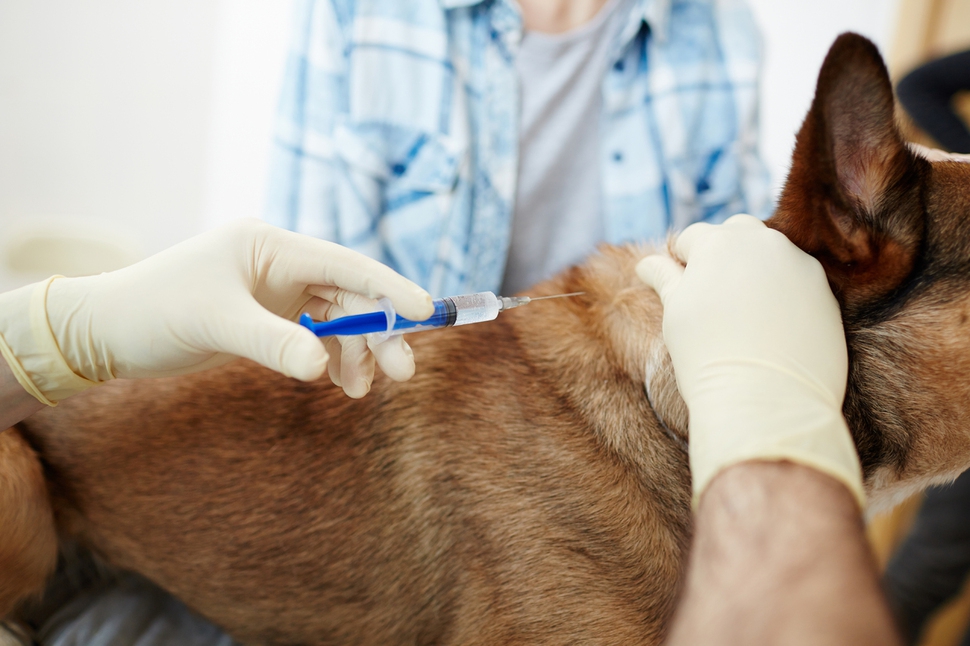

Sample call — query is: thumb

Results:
[216,302,330,381]
[672,221,715,264]
[673,215,764,263]
[636,255,684,305]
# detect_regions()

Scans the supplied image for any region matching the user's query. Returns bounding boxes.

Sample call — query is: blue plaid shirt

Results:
[266,0,770,296]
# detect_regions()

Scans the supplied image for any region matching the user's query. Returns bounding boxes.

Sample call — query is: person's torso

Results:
[501,0,633,295]
[304,0,767,296]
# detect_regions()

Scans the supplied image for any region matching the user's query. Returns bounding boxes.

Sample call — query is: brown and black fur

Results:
[2,32,970,644]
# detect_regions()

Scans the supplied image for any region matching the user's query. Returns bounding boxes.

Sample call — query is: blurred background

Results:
[0,0,290,290]
[0,0,959,291]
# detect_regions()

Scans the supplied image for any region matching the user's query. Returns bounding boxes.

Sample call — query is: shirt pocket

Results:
[333,125,465,210]
[384,132,464,207]
[335,124,463,191]
[333,123,466,285]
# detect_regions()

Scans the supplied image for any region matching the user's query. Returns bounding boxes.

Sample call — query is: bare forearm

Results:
[667,461,901,646]
[0,353,44,429]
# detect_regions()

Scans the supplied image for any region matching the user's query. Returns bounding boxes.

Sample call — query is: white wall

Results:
[0,0,220,268]
[747,0,902,199]
[0,0,289,290]
[200,0,290,231]
[0,0,902,290]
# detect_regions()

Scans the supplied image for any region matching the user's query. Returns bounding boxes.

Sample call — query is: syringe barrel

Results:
[388,291,500,335]
[450,292,502,325]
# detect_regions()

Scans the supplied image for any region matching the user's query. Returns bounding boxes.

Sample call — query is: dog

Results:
[3,32,970,644]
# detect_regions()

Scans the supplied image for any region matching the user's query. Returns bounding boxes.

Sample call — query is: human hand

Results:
[0,219,433,403]
[636,214,864,507]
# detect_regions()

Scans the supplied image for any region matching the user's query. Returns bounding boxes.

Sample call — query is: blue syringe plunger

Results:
[298,290,583,338]
[300,291,500,338]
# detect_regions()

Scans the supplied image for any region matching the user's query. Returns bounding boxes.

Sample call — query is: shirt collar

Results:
[625,0,671,43]
[439,0,485,8]
[438,0,671,42]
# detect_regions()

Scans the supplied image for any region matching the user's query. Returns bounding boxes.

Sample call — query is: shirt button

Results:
[392,163,407,176]
[613,59,625,72]
[612,151,624,162]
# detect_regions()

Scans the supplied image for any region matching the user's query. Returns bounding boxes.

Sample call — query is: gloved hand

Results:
[0,219,434,403]
[636,214,865,507]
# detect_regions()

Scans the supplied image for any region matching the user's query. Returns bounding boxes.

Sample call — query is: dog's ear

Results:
[769,33,926,310]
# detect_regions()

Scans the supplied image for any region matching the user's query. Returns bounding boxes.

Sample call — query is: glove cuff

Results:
[692,441,867,513]
[686,362,866,510]
[0,277,99,405]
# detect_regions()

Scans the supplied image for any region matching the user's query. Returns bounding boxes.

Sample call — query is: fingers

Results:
[304,287,419,385]
[671,221,715,264]
[271,227,434,321]
[722,213,762,227]
[333,334,418,393]
[327,334,415,397]
[218,302,330,382]
[324,336,343,386]
[368,335,416,382]
[313,299,378,398]
[636,256,685,305]
[640,214,766,306]
[335,335,376,398]
[304,285,382,323]
[673,214,763,263]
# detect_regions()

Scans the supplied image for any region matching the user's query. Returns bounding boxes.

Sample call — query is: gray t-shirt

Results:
[501,0,630,295]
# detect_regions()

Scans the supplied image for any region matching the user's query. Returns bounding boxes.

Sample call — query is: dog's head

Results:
[768,33,970,511]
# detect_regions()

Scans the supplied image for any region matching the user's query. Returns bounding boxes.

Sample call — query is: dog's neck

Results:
[519,249,692,503]
[841,304,970,514]
[644,344,689,451]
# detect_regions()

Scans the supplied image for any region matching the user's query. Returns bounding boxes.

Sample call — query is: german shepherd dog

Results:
[2,33,969,644]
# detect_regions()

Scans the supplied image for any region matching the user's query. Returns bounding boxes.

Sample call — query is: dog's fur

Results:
[3,33,970,644]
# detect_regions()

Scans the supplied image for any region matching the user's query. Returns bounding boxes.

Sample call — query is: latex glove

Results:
[636,214,864,507]
[0,219,434,403]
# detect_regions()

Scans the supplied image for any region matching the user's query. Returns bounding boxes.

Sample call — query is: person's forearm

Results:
[667,461,901,646]
[0,353,44,429]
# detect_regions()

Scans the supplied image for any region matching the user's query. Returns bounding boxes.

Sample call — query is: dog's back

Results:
[7,246,692,645]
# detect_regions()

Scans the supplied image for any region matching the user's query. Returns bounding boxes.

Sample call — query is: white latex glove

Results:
[636,214,864,508]
[0,219,434,403]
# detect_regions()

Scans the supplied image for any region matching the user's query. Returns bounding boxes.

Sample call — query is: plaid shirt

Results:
[266,0,770,296]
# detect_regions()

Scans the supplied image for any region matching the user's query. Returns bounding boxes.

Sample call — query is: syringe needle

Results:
[496,291,585,312]
[526,291,585,302]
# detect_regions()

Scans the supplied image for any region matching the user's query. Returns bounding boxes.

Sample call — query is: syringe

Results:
[299,291,583,338]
